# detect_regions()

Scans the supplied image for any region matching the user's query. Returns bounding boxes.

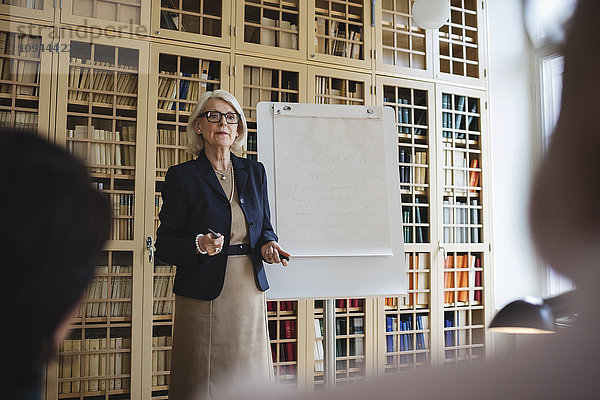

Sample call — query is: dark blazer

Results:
[155,151,278,300]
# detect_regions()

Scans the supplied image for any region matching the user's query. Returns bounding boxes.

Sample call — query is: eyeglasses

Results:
[200,111,240,124]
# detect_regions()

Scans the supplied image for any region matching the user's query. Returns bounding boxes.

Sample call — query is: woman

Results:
[155,89,290,400]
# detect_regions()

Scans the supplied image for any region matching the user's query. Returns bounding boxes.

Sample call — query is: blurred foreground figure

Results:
[0,130,111,399]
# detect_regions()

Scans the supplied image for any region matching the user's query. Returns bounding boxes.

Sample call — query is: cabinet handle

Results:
[146,236,154,263]
[438,240,447,260]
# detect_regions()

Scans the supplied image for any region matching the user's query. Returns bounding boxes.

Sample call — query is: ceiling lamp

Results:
[412,0,451,30]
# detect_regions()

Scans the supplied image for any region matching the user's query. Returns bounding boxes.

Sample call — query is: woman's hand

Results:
[261,241,291,267]
[198,233,224,256]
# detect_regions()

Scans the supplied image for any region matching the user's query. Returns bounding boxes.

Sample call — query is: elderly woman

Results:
[155,89,290,400]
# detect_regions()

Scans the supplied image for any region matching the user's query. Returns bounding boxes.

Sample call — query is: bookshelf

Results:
[436,85,488,364]
[0,0,492,397]
[51,31,149,400]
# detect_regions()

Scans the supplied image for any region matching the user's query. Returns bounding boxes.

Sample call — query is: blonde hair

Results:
[186,90,248,156]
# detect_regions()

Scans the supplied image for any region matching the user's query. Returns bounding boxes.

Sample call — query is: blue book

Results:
[402,98,410,134]
[416,315,426,362]
[177,73,191,111]
[415,198,423,243]
[386,317,395,365]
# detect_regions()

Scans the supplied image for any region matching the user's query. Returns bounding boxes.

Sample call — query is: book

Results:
[474,258,482,303]
[315,17,326,53]
[72,340,81,393]
[444,255,454,304]
[114,337,122,389]
[470,199,480,243]
[453,150,466,190]
[108,338,116,390]
[261,17,277,46]
[99,338,107,390]
[385,316,395,365]
[469,158,480,192]
[415,197,424,243]
[88,338,100,392]
[402,99,410,133]
[280,20,298,50]
[417,252,429,305]
[313,318,324,371]
[457,254,469,303]
[157,336,166,385]
[152,336,158,387]
[61,340,72,394]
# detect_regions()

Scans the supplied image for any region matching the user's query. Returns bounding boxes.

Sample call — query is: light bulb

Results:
[412,0,450,30]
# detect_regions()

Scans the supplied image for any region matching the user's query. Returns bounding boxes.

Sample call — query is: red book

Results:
[283,320,292,339]
[351,298,359,307]
[290,320,296,338]
[285,342,296,374]
[444,255,455,304]
[457,254,468,302]
[469,158,480,193]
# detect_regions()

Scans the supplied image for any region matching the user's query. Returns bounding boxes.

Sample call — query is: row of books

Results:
[444,310,470,351]
[399,149,427,187]
[0,32,40,96]
[315,76,363,104]
[153,266,175,315]
[442,94,479,135]
[67,125,137,175]
[385,314,428,365]
[279,319,297,339]
[443,255,482,305]
[335,298,362,309]
[245,133,257,152]
[402,206,428,243]
[313,319,324,372]
[156,147,183,173]
[109,194,134,241]
[79,265,133,318]
[152,336,172,387]
[315,18,361,59]
[157,69,208,112]
[443,150,480,192]
[58,337,131,394]
[258,17,298,49]
[267,300,296,312]
[397,99,427,136]
[335,337,364,360]
[406,252,429,307]
[335,316,364,335]
[157,127,187,146]
[0,110,38,130]
[443,198,480,244]
[272,342,297,375]
[68,58,138,105]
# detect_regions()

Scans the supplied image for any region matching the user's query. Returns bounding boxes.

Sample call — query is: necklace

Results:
[228,163,235,204]
[213,160,230,180]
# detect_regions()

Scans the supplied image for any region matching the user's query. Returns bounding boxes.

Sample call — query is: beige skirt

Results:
[168,255,274,400]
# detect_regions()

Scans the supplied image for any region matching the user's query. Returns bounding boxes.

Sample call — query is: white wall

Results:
[487,0,542,308]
